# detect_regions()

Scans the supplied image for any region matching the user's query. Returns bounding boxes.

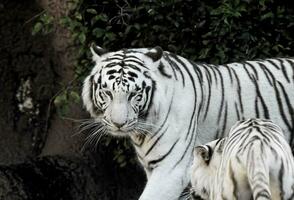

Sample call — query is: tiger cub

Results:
[190,118,294,200]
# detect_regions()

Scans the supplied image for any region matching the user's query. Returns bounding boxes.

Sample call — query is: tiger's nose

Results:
[113,122,126,129]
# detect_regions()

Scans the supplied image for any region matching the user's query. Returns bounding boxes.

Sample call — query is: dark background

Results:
[0,0,293,199]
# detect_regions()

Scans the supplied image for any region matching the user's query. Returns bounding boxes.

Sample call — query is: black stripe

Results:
[104,63,119,68]
[234,102,241,120]
[276,81,294,146]
[163,54,178,81]
[214,67,225,124]
[279,161,285,199]
[125,59,147,69]
[173,119,197,169]
[140,86,150,110]
[145,126,168,156]
[224,64,234,84]
[251,76,270,119]
[106,69,117,75]
[285,58,294,80]
[258,62,276,82]
[127,71,138,78]
[148,139,179,166]
[164,54,186,86]
[91,76,99,109]
[215,138,224,150]
[204,145,212,165]
[243,63,255,80]
[158,61,172,78]
[170,55,198,141]
[266,58,280,70]
[231,68,244,119]
[202,67,212,121]
[192,63,205,120]
[125,64,142,72]
[149,90,173,139]
[193,63,204,83]
[103,55,124,62]
[207,64,218,84]
[259,63,274,86]
[273,80,292,138]
[255,95,260,118]
[189,63,205,122]
[142,80,156,120]
[220,101,228,138]
[245,61,259,80]
[277,58,290,83]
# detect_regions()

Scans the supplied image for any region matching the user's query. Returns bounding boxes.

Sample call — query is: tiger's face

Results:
[82,45,163,137]
[190,138,225,199]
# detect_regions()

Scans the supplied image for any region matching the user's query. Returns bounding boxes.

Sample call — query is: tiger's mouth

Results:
[100,117,153,138]
[108,129,131,137]
[101,120,136,137]
[109,125,135,134]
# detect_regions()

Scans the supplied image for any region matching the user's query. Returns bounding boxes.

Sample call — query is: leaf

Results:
[261,12,274,20]
[78,33,86,44]
[69,91,80,103]
[86,8,97,14]
[75,13,82,21]
[105,32,116,41]
[92,28,105,38]
[91,14,108,25]
[32,22,43,35]
[54,92,67,106]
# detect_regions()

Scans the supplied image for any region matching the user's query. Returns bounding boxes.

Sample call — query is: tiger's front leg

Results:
[139,166,188,200]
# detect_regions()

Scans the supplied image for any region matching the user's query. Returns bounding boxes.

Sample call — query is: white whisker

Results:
[72,119,104,137]
[137,121,160,129]
[135,127,153,136]
[80,123,108,152]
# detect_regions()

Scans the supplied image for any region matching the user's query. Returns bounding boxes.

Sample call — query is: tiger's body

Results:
[82,45,294,200]
[190,119,294,200]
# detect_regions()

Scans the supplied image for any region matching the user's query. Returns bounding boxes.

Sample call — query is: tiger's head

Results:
[190,138,226,199]
[82,44,164,137]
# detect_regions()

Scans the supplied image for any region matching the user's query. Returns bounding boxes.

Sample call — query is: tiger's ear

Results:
[194,146,210,163]
[145,46,163,62]
[90,43,108,62]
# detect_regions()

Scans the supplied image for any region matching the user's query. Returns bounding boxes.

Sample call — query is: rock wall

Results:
[0,0,145,199]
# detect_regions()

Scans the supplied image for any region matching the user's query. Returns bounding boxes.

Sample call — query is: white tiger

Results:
[190,119,294,200]
[82,44,294,200]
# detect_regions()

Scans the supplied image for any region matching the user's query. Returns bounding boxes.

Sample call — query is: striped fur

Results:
[82,45,294,200]
[190,119,294,200]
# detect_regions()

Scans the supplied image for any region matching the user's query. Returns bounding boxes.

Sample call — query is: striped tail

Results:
[246,141,272,200]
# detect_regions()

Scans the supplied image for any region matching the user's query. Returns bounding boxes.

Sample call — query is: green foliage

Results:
[53,89,80,116]
[72,0,293,66]
[112,139,136,168]
[32,13,54,35]
[33,0,294,167]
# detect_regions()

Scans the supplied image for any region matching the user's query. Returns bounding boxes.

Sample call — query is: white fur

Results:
[82,46,294,200]
[191,119,294,200]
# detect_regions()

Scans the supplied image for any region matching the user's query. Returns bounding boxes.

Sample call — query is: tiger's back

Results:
[191,119,294,200]
[196,58,294,147]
